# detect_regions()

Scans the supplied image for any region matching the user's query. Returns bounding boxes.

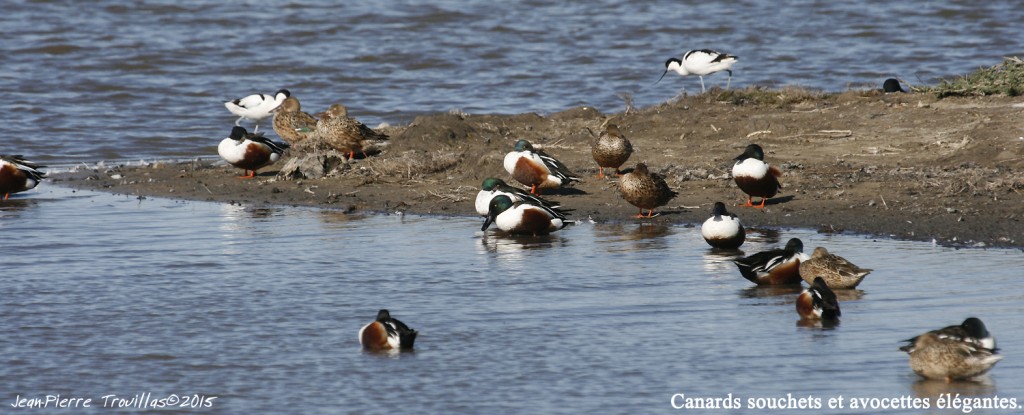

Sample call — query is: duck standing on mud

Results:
[732,144,782,208]
[503,139,580,195]
[618,162,677,218]
[591,124,633,179]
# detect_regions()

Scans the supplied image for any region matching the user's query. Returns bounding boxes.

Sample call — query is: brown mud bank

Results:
[54,89,1024,248]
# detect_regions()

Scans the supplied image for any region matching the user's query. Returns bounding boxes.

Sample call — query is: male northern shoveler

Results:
[882,78,906,93]
[655,49,738,93]
[734,238,810,285]
[732,144,782,208]
[0,155,46,200]
[224,89,290,132]
[796,277,841,320]
[899,317,1001,382]
[481,194,572,235]
[474,177,560,217]
[503,139,580,194]
[591,124,633,178]
[701,201,745,249]
[315,103,389,159]
[618,162,677,218]
[358,309,418,351]
[271,96,318,146]
[217,126,290,178]
[798,247,872,289]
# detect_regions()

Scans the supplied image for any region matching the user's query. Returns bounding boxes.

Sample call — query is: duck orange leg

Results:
[2,193,9,201]
[738,196,754,207]
[756,197,768,208]
[530,184,538,195]
[239,170,256,179]
[633,209,647,218]
[596,166,605,179]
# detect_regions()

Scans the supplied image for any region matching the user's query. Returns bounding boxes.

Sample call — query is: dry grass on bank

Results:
[913,56,1024,97]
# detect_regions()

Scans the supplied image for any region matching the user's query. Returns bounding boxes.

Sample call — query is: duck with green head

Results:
[475,177,561,217]
[481,195,572,235]
[900,318,1001,382]
[503,139,580,195]
[734,238,810,285]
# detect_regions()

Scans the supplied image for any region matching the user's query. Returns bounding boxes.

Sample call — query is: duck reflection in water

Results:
[910,376,995,399]
[701,248,745,274]
[478,232,569,257]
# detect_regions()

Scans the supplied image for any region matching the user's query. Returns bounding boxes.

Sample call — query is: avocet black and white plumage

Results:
[700,201,745,249]
[358,309,418,351]
[656,49,738,93]
[734,238,810,285]
[481,194,572,235]
[732,144,782,208]
[899,317,1001,382]
[224,89,291,132]
[796,277,841,320]
[217,126,290,178]
[503,139,580,195]
[474,177,560,217]
[0,155,45,200]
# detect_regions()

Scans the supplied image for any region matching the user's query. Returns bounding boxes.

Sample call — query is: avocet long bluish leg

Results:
[726,70,733,89]
[699,76,706,93]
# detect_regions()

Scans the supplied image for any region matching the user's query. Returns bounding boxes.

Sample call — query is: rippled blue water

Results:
[3,0,1022,163]
[4,2,1023,413]
[2,187,1022,414]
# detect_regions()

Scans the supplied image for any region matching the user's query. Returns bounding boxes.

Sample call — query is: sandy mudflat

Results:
[54,90,1024,248]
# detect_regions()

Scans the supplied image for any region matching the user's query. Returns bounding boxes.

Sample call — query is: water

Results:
[3,0,1022,163]
[2,186,1022,414]
[3,2,1023,413]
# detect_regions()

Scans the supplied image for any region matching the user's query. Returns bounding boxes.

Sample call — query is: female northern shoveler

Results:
[217,126,290,178]
[798,247,872,289]
[481,194,572,235]
[899,317,1001,382]
[224,89,290,132]
[732,144,782,208]
[503,139,580,194]
[701,202,745,249]
[271,96,318,146]
[474,177,560,217]
[618,162,677,218]
[0,155,45,200]
[316,103,389,159]
[591,124,633,178]
[655,49,738,93]
[796,277,841,320]
[734,238,810,285]
[358,309,418,351]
